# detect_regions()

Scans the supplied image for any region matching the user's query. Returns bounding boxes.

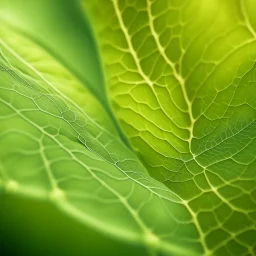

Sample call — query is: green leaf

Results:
[0,0,256,255]
[82,0,256,255]
[0,9,199,256]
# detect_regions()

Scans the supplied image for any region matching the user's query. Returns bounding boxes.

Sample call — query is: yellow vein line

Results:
[146,0,195,142]
[182,199,211,256]
[112,0,153,87]
[240,0,256,39]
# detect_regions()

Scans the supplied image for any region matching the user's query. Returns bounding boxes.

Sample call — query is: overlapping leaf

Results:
[82,0,256,255]
[0,0,256,255]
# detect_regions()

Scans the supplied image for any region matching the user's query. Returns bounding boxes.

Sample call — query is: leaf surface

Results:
[82,0,256,254]
[0,12,199,256]
[0,0,256,255]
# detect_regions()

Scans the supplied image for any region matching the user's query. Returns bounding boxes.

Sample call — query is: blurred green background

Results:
[0,194,147,256]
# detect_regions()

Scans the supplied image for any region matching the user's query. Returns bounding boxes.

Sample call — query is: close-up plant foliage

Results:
[0,0,256,255]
